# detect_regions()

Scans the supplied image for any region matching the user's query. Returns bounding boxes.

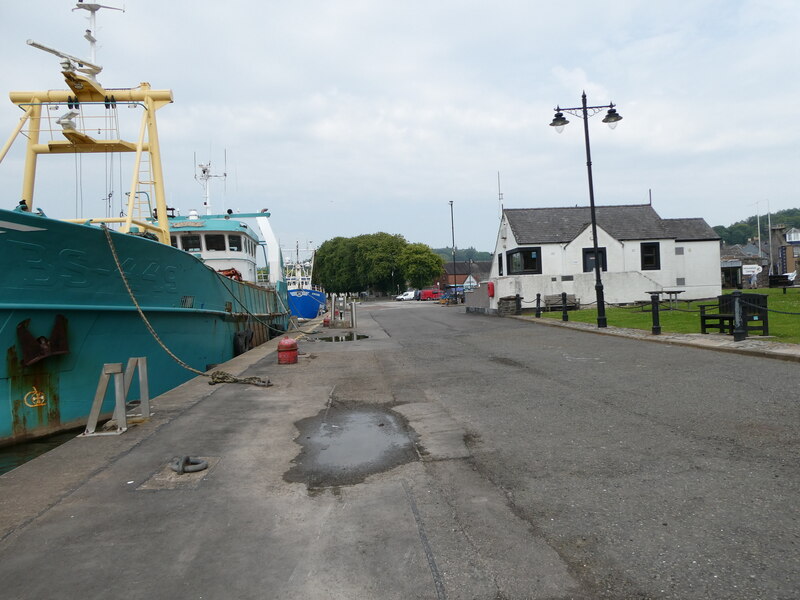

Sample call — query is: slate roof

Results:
[661,218,720,241]
[720,243,763,259]
[443,260,492,282]
[504,204,719,244]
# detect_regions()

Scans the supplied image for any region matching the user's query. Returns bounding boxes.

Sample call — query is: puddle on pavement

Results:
[317,333,369,342]
[284,404,417,488]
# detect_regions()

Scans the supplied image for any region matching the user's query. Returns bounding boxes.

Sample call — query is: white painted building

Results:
[487,204,721,310]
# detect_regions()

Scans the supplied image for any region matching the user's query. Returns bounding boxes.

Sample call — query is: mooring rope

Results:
[102,225,270,387]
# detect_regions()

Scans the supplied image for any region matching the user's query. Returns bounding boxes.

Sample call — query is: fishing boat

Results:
[285,244,326,320]
[0,4,289,446]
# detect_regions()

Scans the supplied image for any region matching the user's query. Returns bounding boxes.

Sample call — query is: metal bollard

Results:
[514,294,521,315]
[561,292,569,322]
[650,294,661,335]
[732,291,747,341]
[535,293,541,318]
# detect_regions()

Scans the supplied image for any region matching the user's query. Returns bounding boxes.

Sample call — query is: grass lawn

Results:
[535,288,800,344]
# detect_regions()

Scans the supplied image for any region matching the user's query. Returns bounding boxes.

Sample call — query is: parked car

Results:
[395,291,416,301]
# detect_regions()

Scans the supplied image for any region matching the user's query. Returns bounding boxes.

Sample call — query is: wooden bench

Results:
[544,294,579,311]
[769,274,791,288]
[699,293,769,336]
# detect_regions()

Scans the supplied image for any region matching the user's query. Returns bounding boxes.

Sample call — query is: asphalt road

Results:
[367,300,798,599]
[0,299,796,599]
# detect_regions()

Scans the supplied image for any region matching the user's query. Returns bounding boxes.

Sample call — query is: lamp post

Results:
[550,91,622,328]
[449,200,457,303]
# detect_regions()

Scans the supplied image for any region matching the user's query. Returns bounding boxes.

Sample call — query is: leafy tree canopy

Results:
[312,233,444,294]
[400,243,445,290]
[432,246,492,262]
[714,208,800,245]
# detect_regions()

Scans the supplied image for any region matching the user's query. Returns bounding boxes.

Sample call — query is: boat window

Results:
[228,235,242,251]
[205,234,225,251]
[170,236,178,248]
[181,235,202,252]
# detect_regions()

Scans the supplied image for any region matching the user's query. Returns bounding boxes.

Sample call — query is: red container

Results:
[277,336,298,364]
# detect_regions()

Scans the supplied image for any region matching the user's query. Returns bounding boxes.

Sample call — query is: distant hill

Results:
[433,247,492,262]
[713,208,800,245]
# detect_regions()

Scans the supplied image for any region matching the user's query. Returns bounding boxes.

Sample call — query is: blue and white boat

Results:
[286,246,326,320]
[0,4,289,446]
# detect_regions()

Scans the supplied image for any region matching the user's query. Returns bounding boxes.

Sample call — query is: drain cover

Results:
[284,405,417,488]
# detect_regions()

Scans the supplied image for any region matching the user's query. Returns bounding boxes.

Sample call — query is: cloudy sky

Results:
[0,1,797,257]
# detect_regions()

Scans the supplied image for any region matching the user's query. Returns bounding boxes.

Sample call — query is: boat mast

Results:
[195,158,227,215]
[74,1,124,65]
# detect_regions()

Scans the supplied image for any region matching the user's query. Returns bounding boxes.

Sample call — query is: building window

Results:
[793,246,800,258]
[229,234,242,252]
[181,235,202,252]
[582,248,607,272]
[170,235,178,248]
[497,253,503,276]
[641,242,661,270]
[507,247,542,274]
[205,234,226,251]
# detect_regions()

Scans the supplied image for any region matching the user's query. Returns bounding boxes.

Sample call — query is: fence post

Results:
[535,293,541,318]
[732,290,747,341]
[561,292,569,322]
[650,293,661,335]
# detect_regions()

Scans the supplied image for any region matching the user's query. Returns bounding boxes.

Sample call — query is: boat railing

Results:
[61,216,165,237]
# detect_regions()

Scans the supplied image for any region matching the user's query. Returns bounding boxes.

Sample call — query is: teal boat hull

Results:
[0,209,288,446]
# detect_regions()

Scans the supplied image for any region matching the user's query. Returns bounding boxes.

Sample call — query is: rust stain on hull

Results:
[7,345,61,441]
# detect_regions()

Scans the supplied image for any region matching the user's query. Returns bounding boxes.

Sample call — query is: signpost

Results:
[742,265,763,276]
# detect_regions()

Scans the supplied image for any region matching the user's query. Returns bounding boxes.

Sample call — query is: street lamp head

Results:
[549,110,569,133]
[602,107,622,129]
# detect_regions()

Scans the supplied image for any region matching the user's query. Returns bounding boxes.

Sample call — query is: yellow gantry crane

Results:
[0,5,174,245]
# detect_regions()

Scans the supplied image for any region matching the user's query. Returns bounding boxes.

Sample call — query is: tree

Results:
[312,234,444,294]
[353,233,407,294]
[399,243,445,289]
[713,207,800,245]
[432,246,492,261]
[313,237,359,293]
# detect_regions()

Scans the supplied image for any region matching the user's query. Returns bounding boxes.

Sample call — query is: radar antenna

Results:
[73,1,124,64]
[195,155,228,215]
[27,1,123,76]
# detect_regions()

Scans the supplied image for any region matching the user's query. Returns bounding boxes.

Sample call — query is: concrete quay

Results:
[0,304,797,599]
[2,313,579,600]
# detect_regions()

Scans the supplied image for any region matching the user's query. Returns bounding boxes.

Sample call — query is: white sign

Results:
[742,265,762,275]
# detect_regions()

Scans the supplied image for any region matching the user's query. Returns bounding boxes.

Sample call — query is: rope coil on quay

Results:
[169,456,208,474]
